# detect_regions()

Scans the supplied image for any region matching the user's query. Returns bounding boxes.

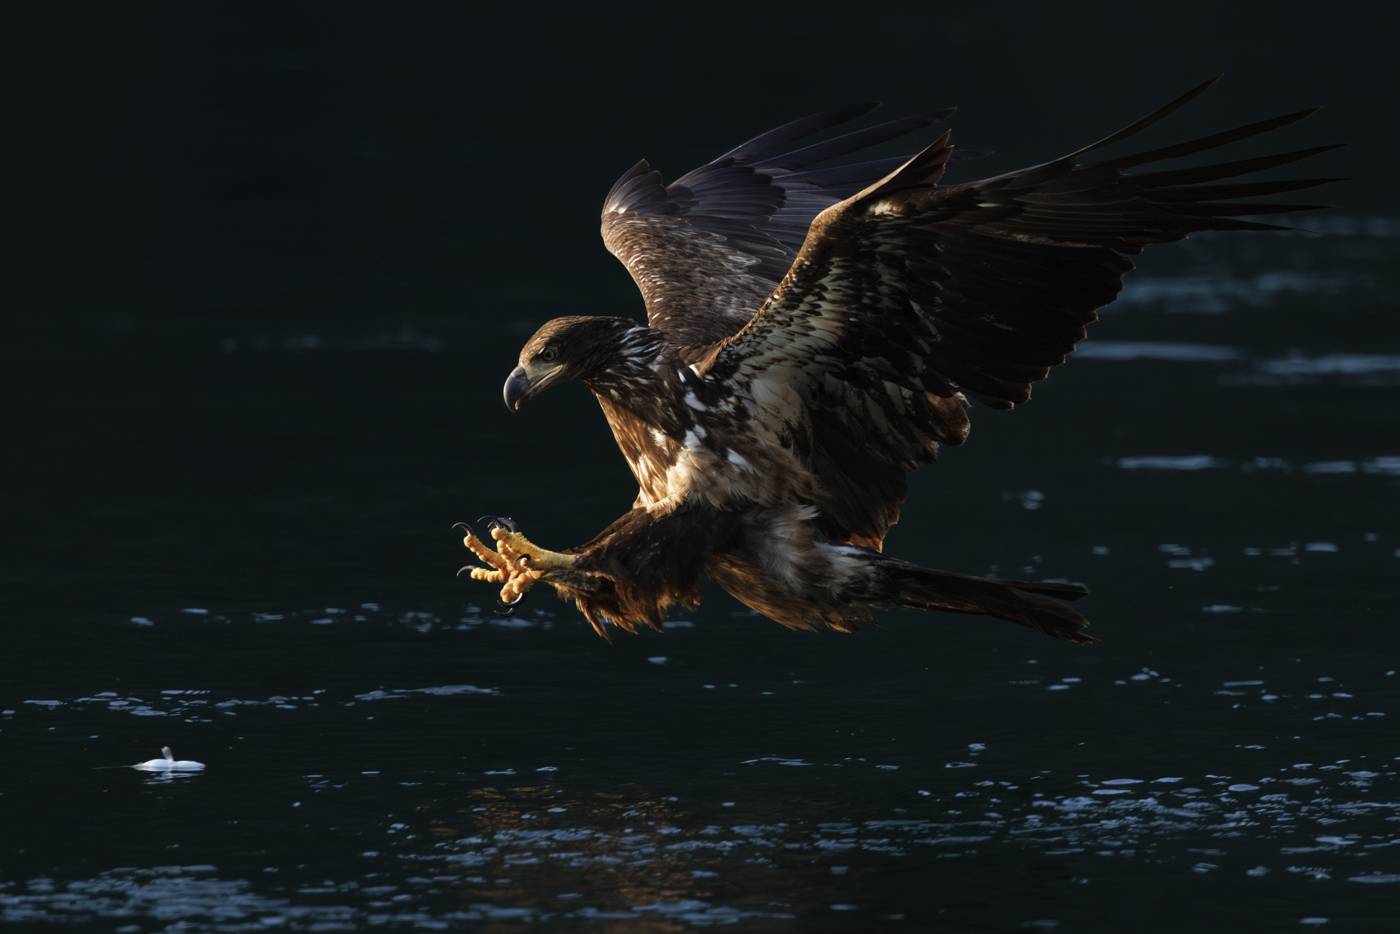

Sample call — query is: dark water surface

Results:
[5,227,1400,930]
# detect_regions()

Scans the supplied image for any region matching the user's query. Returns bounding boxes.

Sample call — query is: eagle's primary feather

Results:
[469,78,1338,645]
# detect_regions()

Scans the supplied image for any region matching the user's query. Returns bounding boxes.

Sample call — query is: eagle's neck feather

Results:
[583,325,705,506]
[582,325,673,419]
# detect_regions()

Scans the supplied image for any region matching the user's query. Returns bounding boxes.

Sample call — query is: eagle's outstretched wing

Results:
[601,104,955,347]
[700,78,1339,549]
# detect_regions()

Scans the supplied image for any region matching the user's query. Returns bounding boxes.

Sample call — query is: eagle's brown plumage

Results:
[468,78,1338,645]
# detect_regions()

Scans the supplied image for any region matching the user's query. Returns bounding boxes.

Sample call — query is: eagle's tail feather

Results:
[883,562,1096,645]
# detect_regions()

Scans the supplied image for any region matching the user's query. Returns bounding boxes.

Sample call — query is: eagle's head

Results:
[503,315,655,412]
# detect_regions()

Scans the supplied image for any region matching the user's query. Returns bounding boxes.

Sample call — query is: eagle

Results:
[456,78,1335,644]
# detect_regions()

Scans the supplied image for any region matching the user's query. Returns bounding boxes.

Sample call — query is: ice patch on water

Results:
[1117,455,1227,471]
[1117,271,1353,314]
[1076,341,1241,362]
[354,685,499,701]
[1259,353,1400,377]
[1349,873,1400,884]
[1111,455,1400,477]
[1304,459,1400,476]
[1074,341,1400,388]
[739,756,817,772]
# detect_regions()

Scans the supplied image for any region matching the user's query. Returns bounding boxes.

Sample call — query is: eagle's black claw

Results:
[456,565,488,578]
[452,521,472,534]
[476,514,518,533]
[494,591,527,617]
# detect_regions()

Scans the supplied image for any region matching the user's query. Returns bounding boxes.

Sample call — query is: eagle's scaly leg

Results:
[457,521,577,607]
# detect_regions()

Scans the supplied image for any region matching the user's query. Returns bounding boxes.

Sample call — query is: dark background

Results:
[19,1,1382,346]
[5,4,1399,930]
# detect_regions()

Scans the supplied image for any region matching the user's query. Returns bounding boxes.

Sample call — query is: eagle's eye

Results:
[540,347,559,364]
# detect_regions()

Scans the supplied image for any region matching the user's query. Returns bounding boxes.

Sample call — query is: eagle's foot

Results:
[455,520,576,609]
[491,526,577,573]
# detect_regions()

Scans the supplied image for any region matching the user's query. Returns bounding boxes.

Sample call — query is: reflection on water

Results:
[3,684,1399,929]
[3,225,1399,929]
[4,634,1398,929]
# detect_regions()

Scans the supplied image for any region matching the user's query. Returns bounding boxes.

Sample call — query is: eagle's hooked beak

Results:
[502,363,564,412]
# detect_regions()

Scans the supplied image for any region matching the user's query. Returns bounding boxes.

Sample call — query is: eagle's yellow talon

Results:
[464,532,512,573]
[460,522,576,604]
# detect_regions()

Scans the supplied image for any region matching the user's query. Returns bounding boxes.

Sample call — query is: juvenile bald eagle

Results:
[458,78,1335,644]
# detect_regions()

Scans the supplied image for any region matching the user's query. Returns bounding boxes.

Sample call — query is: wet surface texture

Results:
[5,228,1399,929]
